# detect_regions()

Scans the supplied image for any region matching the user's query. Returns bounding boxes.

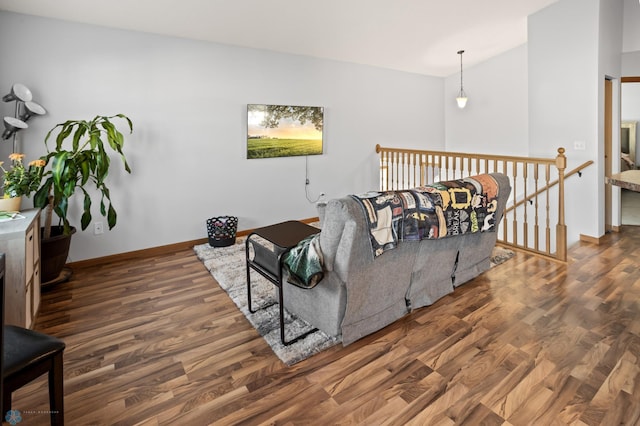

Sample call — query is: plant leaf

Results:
[81,190,92,230]
[33,178,52,208]
[107,203,117,229]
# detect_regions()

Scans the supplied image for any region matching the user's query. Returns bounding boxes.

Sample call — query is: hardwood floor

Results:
[11,226,640,425]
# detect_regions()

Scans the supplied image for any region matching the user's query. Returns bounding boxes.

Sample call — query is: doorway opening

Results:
[621,77,640,226]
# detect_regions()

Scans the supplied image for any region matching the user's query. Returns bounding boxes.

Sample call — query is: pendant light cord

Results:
[458,50,464,91]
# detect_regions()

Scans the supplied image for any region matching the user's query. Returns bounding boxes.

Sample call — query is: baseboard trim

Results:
[67,217,320,269]
[579,233,606,245]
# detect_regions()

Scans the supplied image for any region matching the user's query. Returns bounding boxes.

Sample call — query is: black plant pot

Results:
[41,225,76,285]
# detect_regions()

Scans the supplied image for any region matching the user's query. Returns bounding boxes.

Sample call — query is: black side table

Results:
[245,220,319,345]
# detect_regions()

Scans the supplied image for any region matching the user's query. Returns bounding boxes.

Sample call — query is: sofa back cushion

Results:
[318,198,348,271]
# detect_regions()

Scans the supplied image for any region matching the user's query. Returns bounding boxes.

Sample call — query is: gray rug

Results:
[194,237,514,366]
[194,237,340,366]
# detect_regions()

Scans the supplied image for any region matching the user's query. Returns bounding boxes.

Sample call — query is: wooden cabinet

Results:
[0,209,41,328]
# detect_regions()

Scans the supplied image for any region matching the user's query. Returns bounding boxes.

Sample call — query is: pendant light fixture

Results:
[456,50,468,109]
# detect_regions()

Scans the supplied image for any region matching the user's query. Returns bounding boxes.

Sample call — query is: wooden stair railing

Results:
[375,144,593,262]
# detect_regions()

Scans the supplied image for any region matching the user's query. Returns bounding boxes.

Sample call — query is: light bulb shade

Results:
[2,83,32,103]
[19,101,47,121]
[456,89,468,108]
[2,116,28,140]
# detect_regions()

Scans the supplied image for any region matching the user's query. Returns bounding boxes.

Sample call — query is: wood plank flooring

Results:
[11,226,640,425]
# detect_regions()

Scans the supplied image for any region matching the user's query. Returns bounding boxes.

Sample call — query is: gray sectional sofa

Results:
[283,173,511,345]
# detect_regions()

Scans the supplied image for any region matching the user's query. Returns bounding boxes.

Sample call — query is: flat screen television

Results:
[247,104,324,159]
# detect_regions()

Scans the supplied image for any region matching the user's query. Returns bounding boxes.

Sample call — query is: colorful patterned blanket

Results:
[351,174,501,257]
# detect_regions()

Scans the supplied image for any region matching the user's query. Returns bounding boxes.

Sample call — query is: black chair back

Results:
[0,253,5,413]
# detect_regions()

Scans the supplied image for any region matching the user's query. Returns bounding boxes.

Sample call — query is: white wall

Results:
[622,84,640,123]
[599,0,625,227]
[622,52,640,75]
[528,0,599,245]
[623,0,640,53]
[0,12,444,262]
[528,0,624,244]
[445,44,529,156]
[529,0,600,162]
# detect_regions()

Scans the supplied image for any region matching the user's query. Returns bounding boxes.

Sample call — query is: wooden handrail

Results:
[375,144,559,164]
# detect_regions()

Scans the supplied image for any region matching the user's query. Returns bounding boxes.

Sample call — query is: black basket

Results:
[206,216,238,247]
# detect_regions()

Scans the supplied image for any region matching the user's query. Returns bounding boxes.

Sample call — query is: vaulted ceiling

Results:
[0,0,559,77]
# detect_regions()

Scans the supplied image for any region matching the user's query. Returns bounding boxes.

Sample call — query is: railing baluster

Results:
[533,164,536,250]
[412,153,417,188]
[402,152,406,189]
[512,160,518,247]
[386,149,390,191]
[523,161,529,249]
[444,156,449,181]
[545,163,551,254]
[392,152,397,190]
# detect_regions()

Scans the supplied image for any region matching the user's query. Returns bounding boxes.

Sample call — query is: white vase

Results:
[0,196,22,212]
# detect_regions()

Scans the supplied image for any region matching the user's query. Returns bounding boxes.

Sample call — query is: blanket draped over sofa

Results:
[351,174,500,257]
[282,172,511,346]
[283,234,324,289]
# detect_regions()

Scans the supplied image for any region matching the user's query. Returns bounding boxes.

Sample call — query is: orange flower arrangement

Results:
[0,153,45,198]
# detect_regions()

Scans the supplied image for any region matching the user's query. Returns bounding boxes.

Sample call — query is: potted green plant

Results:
[0,153,45,211]
[34,114,133,284]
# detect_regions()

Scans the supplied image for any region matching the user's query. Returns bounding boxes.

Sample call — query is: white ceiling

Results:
[0,0,559,77]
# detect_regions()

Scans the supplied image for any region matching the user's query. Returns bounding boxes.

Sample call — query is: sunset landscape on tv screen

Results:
[247,104,324,159]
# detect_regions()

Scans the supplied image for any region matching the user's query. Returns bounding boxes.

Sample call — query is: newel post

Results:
[556,147,567,261]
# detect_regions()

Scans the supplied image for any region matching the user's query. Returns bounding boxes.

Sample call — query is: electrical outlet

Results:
[94,222,104,235]
[573,140,586,150]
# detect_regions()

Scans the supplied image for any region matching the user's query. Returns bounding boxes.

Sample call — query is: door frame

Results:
[605,78,613,232]
[618,77,640,229]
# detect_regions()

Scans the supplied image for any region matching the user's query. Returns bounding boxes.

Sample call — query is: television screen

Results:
[247,104,324,159]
